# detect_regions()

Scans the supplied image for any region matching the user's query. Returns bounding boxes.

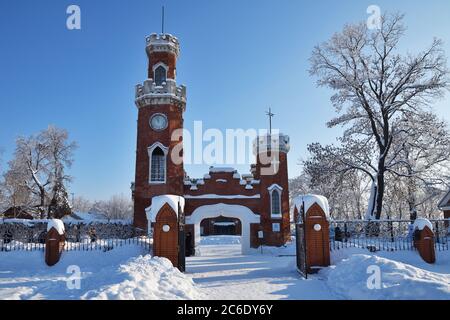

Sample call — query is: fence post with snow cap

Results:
[45,219,66,266]
[413,218,436,264]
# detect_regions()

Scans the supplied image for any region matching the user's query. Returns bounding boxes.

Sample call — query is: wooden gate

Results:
[304,203,331,271]
[295,201,331,275]
[153,204,179,267]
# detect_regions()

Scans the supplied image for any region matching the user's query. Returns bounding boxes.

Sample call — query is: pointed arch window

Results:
[268,184,283,218]
[148,143,169,184]
[154,65,167,86]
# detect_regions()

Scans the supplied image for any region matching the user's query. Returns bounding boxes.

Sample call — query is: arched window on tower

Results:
[154,65,167,86]
[268,184,283,217]
[271,190,281,216]
[150,147,166,182]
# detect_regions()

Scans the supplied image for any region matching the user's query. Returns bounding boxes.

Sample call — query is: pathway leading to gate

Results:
[186,237,336,300]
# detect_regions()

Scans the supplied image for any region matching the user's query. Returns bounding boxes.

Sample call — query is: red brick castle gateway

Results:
[132,33,291,254]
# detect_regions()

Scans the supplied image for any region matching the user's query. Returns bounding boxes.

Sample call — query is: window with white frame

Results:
[148,143,168,183]
[154,65,167,86]
[268,184,283,217]
[271,190,281,215]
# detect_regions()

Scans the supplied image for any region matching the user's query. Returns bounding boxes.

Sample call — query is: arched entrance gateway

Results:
[186,203,260,254]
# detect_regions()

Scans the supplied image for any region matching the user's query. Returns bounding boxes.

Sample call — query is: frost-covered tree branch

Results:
[309,12,449,219]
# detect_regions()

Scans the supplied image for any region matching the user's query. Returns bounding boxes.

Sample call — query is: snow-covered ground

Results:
[0,245,200,300]
[188,236,450,300]
[1,235,449,300]
[188,240,332,300]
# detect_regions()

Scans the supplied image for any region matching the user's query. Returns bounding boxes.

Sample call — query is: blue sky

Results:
[0,0,449,201]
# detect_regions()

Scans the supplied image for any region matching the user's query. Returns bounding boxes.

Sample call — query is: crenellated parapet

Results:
[253,133,290,155]
[135,78,186,110]
[146,33,180,58]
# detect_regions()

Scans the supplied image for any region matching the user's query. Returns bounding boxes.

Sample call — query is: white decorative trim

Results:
[152,62,168,74]
[152,62,169,85]
[267,184,283,192]
[147,142,169,184]
[186,203,260,254]
[184,194,261,199]
[146,34,180,58]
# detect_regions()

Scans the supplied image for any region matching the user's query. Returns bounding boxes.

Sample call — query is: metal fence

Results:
[0,221,152,252]
[0,237,152,252]
[329,219,449,252]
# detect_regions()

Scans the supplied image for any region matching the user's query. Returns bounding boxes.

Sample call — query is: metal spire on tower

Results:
[161,6,165,34]
[266,108,275,135]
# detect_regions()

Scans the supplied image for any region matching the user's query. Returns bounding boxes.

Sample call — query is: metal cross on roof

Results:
[266,108,275,135]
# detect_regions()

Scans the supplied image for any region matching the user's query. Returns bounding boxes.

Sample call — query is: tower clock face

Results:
[150,113,168,131]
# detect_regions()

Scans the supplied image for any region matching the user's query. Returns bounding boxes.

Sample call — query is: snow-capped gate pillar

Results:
[413,218,436,264]
[294,195,331,273]
[146,195,185,270]
[45,219,66,266]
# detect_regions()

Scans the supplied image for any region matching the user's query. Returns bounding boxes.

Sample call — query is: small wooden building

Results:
[438,189,450,228]
[2,207,33,220]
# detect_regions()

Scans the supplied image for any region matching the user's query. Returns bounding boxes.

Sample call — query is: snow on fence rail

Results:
[0,220,151,252]
[329,219,449,252]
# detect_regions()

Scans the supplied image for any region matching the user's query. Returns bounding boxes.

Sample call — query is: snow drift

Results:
[0,245,200,300]
[83,255,200,300]
[325,253,450,300]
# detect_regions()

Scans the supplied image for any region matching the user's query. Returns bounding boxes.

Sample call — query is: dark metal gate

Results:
[296,223,307,278]
[295,204,308,278]
[178,203,186,272]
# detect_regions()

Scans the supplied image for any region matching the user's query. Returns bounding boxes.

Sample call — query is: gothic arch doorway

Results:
[185,203,260,254]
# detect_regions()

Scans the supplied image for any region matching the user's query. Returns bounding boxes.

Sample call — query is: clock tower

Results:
[133,33,186,230]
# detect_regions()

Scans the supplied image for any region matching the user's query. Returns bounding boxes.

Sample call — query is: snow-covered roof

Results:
[213,222,236,226]
[293,194,330,220]
[47,219,65,235]
[438,189,450,209]
[413,218,433,232]
[146,195,185,223]
[209,167,236,173]
[63,211,108,223]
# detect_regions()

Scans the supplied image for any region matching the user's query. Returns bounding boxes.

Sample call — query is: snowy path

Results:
[187,243,335,300]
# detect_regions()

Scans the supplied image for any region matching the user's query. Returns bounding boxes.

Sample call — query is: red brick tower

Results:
[253,134,291,246]
[133,34,186,230]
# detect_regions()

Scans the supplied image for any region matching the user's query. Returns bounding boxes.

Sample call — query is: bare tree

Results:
[309,13,449,219]
[88,194,133,220]
[14,135,51,218]
[386,111,450,215]
[43,126,77,218]
[103,194,133,220]
[72,196,92,213]
[9,126,77,218]
[1,161,33,213]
